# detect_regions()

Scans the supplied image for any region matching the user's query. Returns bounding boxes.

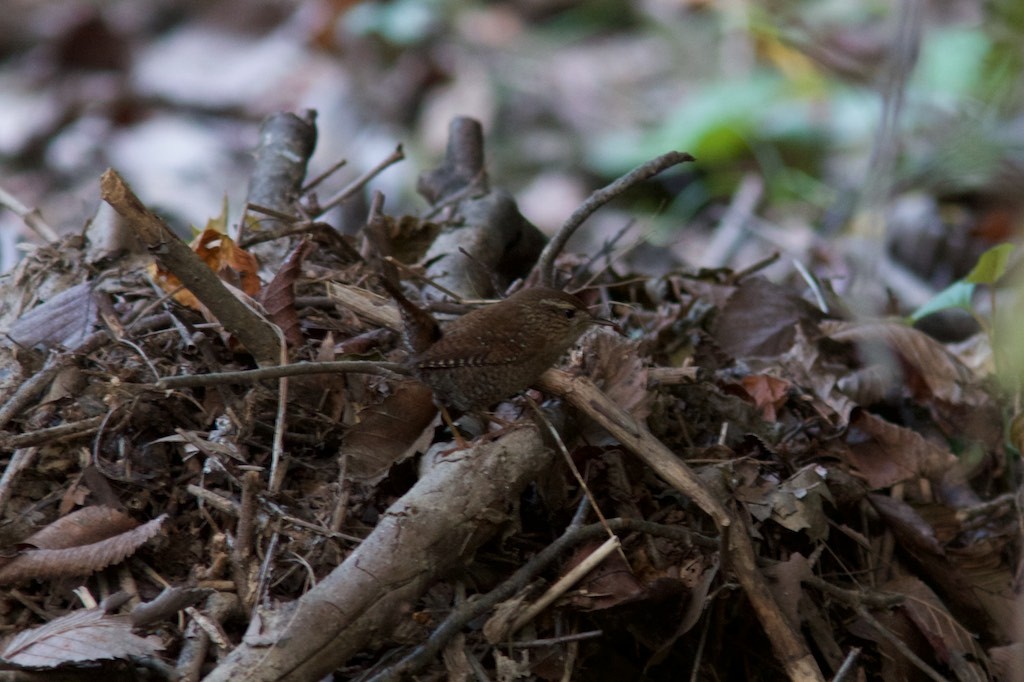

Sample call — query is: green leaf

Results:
[965,243,1015,284]
[910,280,975,322]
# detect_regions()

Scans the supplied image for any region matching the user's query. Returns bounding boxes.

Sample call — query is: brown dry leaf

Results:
[763,553,813,632]
[739,374,790,421]
[565,540,644,611]
[885,576,990,681]
[149,228,261,311]
[257,237,315,347]
[0,509,166,585]
[7,282,99,351]
[581,332,651,417]
[844,411,958,489]
[822,319,986,407]
[989,643,1024,681]
[868,494,945,556]
[579,332,651,445]
[17,506,140,550]
[0,607,163,668]
[731,464,832,539]
[712,277,822,358]
[946,536,1017,643]
[341,380,437,483]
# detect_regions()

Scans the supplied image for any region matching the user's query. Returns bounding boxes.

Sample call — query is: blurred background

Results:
[0,0,1022,308]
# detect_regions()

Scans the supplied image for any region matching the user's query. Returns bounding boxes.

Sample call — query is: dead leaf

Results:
[341,380,437,483]
[7,282,99,351]
[823,319,986,407]
[0,508,166,585]
[149,227,261,311]
[258,237,315,347]
[713,277,822,358]
[885,576,991,681]
[1,607,163,668]
[844,411,958,489]
[739,374,790,421]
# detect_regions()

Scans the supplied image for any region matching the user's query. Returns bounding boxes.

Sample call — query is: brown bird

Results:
[408,287,610,412]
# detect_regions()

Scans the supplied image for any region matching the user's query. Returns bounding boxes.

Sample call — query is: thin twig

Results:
[0,354,73,430]
[526,396,625,562]
[534,151,695,286]
[314,145,405,217]
[153,361,408,390]
[832,647,861,682]
[268,326,289,495]
[0,416,105,450]
[0,448,39,517]
[303,157,348,193]
[0,184,60,242]
[509,536,620,634]
[855,606,947,682]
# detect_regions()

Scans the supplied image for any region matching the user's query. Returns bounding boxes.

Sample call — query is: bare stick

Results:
[0,184,60,242]
[509,536,620,634]
[314,145,405,217]
[153,360,406,390]
[534,151,695,286]
[0,448,38,517]
[303,157,348,193]
[101,169,281,367]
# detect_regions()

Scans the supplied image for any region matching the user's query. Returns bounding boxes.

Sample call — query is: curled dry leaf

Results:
[149,228,261,312]
[7,282,99,351]
[843,411,960,490]
[883,576,991,680]
[341,380,437,483]
[0,507,166,585]
[713,277,822,359]
[257,237,315,347]
[0,607,163,668]
[739,374,791,422]
[822,319,986,407]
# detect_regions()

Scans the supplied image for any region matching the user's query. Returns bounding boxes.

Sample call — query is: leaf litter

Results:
[0,116,1016,682]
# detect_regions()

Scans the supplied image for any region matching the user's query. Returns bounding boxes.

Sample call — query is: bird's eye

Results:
[563,308,577,319]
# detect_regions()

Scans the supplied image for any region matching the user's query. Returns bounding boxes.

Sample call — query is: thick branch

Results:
[202,426,557,681]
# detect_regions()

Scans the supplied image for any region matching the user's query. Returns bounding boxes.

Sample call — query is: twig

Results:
[268,326,290,495]
[153,360,407,390]
[101,169,281,367]
[510,536,620,635]
[0,448,39,517]
[506,630,603,648]
[232,470,260,609]
[0,354,74,430]
[855,606,947,682]
[0,184,60,242]
[0,416,105,450]
[186,484,364,544]
[526,396,624,561]
[534,151,695,286]
[832,647,861,682]
[802,575,904,609]
[303,157,348,193]
[314,145,405,217]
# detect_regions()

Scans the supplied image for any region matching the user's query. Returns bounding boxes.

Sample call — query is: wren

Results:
[408,287,609,412]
